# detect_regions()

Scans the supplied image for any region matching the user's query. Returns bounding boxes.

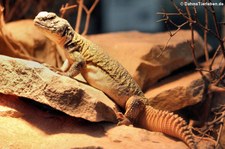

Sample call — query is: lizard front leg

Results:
[63,51,86,78]
[117,95,145,126]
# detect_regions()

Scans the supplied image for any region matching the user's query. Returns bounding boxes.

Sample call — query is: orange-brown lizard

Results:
[34,12,196,148]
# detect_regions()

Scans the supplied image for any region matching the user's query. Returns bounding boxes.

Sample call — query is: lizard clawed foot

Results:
[116,112,133,126]
[56,71,66,76]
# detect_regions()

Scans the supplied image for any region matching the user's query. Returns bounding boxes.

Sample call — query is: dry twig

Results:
[59,0,99,35]
[75,0,84,33]
[60,3,77,18]
[203,0,209,62]
[81,0,99,35]
[157,10,189,57]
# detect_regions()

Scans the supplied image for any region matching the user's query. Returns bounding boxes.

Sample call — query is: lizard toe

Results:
[117,117,133,126]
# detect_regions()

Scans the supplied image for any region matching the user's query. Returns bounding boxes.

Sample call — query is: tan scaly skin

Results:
[34,12,196,149]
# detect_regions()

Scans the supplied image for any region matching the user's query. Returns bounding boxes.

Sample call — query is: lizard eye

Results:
[47,12,56,20]
[67,43,75,49]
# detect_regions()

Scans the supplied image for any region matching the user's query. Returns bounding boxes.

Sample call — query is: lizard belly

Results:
[81,64,129,108]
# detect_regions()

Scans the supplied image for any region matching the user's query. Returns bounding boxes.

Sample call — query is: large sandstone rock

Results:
[0,55,118,122]
[5,20,63,66]
[5,20,47,54]
[87,30,209,90]
[0,94,213,149]
[144,54,223,112]
[145,71,206,111]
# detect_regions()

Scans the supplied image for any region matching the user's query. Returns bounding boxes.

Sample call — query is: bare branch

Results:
[196,21,221,40]
[60,3,77,18]
[208,0,225,56]
[203,0,209,61]
[81,0,99,35]
[156,12,185,16]
[157,21,189,57]
[75,0,83,33]
[183,0,207,79]
[209,45,221,71]
[171,0,193,22]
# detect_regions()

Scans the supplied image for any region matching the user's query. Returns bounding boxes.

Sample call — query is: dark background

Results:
[0,0,224,48]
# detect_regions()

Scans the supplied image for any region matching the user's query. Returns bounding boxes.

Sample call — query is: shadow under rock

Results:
[0,94,109,138]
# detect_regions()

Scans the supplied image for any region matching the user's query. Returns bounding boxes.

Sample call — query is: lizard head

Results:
[34,11,74,48]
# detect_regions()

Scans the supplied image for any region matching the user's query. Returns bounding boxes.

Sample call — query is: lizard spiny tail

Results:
[138,106,195,148]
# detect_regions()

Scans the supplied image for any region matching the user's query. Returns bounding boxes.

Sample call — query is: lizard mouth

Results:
[34,20,47,29]
[34,11,58,32]
[34,19,56,32]
[34,20,62,45]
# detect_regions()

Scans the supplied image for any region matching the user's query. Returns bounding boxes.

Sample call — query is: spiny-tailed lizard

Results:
[34,11,196,149]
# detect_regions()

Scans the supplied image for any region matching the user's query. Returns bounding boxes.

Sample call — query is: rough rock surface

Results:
[145,71,206,111]
[0,55,118,122]
[5,20,47,54]
[0,94,213,149]
[87,30,209,90]
[144,54,223,112]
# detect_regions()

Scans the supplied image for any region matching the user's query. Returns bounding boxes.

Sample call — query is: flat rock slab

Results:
[0,55,119,122]
[0,94,213,149]
[87,30,209,90]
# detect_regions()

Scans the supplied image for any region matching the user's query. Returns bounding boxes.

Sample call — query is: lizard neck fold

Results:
[65,32,87,54]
